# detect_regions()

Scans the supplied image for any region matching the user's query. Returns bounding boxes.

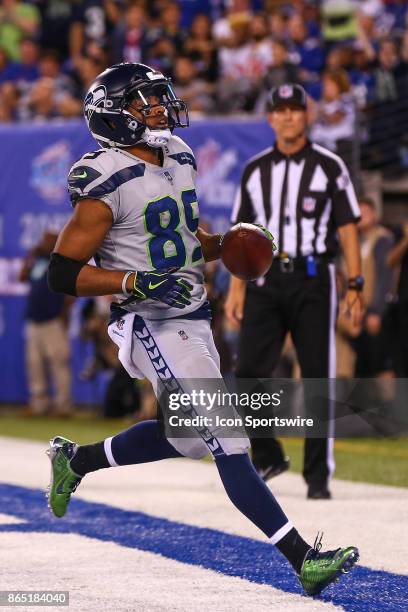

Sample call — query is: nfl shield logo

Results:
[279,84,293,98]
[303,197,316,213]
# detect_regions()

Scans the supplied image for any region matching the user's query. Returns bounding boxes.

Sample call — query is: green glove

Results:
[254,224,278,251]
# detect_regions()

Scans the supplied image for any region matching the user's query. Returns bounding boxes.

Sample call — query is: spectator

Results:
[75,54,106,97]
[256,40,300,112]
[287,13,325,83]
[0,38,40,121]
[158,1,186,53]
[321,0,358,47]
[0,80,19,121]
[353,197,394,377]
[247,13,273,79]
[268,9,288,41]
[0,0,40,61]
[183,13,219,82]
[111,1,147,64]
[144,1,186,77]
[34,0,78,61]
[0,47,12,83]
[144,34,177,77]
[8,38,40,87]
[70,0,122,62]
[379,0,408,37]
[387,222,408,377]
[367,37,408,173]
[37,50,76,96]
[19,231,73,417]
[173,54,215,113]
[217,12,257,112]
[18,76,81,121]
[349,45,375,108]
[310,69,356,172]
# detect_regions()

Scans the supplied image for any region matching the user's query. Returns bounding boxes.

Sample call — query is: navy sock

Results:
[215,453,290,539]
[111,420,183,465]
[70,420,182,475]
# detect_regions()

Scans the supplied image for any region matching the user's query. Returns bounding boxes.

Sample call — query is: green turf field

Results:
[1,414,407,488]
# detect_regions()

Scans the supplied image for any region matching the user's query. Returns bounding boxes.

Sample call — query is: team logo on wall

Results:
[30,141,72,203]
[302,197,316,213]
[195,139,237,208]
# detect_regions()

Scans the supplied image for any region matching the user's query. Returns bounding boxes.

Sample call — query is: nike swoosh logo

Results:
[56,478,66,494]
[148,280,167,290]
[71,171,88,179]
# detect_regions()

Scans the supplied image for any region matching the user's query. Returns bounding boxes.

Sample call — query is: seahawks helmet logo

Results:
[84,85,108,120]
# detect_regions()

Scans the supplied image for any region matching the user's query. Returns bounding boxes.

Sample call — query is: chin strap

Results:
[141,127,172,148]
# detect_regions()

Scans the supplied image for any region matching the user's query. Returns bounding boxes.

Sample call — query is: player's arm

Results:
[49,198,193,308]
[196,227,223,262]
[49,198,134,297]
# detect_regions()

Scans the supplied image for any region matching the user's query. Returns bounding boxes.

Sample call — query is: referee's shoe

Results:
[256,457,290,481]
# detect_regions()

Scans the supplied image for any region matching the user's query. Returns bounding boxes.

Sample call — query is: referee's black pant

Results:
[236,260,337,491]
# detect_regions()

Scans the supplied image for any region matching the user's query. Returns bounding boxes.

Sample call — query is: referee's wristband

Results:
[121,271,134,296]
[347,276,365,292]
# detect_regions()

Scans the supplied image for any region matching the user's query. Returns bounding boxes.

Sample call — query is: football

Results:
[221,223,274,281]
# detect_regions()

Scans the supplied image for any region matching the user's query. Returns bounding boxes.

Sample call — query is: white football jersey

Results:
[67,136,207,319]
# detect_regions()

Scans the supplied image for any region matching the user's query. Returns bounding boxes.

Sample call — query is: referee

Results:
[225,83,364,499]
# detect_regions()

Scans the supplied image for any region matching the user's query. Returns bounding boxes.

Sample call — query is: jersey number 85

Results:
[144,188,203,269]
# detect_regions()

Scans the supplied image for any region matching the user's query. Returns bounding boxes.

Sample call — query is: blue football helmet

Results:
[84,63,189,148]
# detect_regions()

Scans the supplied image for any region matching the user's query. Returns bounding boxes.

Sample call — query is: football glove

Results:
[132,270,193,309]
[254,224,278,251]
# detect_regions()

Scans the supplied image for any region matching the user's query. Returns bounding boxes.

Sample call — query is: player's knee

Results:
[167,438,209,459]
[218,437,251,456]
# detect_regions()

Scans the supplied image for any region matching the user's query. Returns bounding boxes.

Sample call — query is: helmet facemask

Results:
[124,81,188,148]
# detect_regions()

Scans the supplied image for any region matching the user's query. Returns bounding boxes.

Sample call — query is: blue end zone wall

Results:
[0,483,407,611]
[0,119,273,404]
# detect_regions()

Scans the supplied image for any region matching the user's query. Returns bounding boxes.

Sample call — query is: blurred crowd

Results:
[1,0,408,173]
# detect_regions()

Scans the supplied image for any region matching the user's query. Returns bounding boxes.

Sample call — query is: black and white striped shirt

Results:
[231,141,360,258]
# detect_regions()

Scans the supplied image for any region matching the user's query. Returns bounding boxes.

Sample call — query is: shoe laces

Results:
[308,532,341,564]
[313,531,324,552]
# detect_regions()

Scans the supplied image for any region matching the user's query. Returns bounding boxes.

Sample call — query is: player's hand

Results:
[341,289,365,327]
[253,224,278,251]
[132,270,193,309]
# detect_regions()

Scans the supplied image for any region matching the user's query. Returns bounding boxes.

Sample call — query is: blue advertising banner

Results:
[0,118,274,404]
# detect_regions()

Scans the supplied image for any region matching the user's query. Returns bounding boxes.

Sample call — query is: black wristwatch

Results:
[347,276,365,291]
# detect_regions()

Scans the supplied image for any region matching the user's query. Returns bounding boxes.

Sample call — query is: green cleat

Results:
[299,533,359,596]
[46,436,82,518]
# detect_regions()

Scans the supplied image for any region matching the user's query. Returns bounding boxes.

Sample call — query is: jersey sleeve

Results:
[330,157,361,227]
[67,150,121,221]
[169,136,197,180]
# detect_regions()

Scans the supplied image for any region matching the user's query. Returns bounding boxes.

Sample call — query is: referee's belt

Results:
[271,253,333,274]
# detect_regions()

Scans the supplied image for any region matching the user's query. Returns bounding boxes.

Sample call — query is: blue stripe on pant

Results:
[132,314,226,458]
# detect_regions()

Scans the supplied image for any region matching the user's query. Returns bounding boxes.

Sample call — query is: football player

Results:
[46,62,358,595]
